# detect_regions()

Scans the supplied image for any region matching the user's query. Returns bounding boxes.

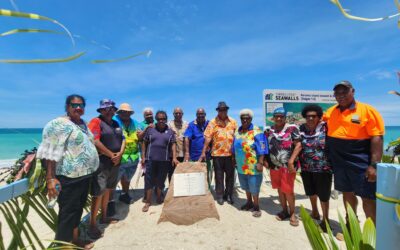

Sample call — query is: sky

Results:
[0,0,400,127]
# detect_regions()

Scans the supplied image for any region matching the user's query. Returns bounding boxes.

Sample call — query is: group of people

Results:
[36,80,384,249]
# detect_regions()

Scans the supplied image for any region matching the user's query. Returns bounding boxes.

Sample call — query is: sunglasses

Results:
[118,110,133,114]
[156,118,167,121]
[70,103,85,109]
[101,107,116,112]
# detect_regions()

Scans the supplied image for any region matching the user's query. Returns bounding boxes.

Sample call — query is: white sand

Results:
[1,170,366,249]
[91,171,362,250]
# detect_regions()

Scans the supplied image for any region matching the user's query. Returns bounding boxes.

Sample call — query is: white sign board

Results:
[173,172,206,197]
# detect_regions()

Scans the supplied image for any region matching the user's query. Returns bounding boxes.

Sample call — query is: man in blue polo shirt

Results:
[184,108,212,188]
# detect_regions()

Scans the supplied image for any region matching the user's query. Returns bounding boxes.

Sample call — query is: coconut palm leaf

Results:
[92,50,151,64]
[299,206,328,250]
[0,9,74,46]
[362,218,376,249]
[0,51,85,64]
[388,90,400,96]
[0,28,60,37]
[330,0,400,22]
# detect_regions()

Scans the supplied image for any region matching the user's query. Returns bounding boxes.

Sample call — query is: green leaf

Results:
[299,206,328,250]
[362,218,376,249]
[338,211,353,250]
[324,219,339,250]
[0,51,85,64]
[330,0,400,22]
[0,28,60,37]
[0,9,75,46]
[346,204,362,250]
[91,50,151,64]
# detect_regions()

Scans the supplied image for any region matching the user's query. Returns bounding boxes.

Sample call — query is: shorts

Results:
[238,173,263,195]
[144,160,170,191]
[300,171,332,202]
[91,158,120,196]
[333,165,376,200]
[118,159,139,181]
[270,167,296,194]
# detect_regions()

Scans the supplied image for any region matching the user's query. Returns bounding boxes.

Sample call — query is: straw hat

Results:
[118,103,134,113]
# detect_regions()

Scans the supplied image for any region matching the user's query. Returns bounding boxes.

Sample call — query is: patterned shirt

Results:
[233,124,269,175]
[113,115,141,163]
[168,120,188,158]
[204,116,237,157]
[299,122,331,173]
[37,117,99,178]
[265,123,301,169]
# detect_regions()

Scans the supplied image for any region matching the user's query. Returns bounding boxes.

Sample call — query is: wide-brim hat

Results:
[216,101,229,111]
[97,99,117,113]
[118,103,134,113]
[333,80,353,90]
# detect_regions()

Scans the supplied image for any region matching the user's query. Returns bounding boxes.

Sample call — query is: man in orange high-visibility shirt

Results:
[325,80,384,224]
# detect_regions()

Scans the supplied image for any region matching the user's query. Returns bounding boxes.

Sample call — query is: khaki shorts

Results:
[91,158,120,196]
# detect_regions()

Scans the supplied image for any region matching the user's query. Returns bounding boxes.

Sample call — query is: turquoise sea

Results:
[0,127,400,166]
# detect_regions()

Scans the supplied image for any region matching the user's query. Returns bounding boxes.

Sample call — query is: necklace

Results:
[66,116,88,134]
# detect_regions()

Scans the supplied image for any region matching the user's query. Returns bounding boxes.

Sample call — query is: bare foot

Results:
[142,203,151,212]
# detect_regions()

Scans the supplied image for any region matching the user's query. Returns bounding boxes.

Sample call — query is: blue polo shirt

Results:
[184,120,210,161]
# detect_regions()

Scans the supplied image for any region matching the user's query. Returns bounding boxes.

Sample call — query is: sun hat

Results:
[333,80,353,90]
[118,103,134,113]
[216,101,229,111]
[273,107,287,116]
[96,99,117,113]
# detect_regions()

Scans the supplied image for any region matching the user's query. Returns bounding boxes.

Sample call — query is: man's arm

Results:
[94,140,114,158]
[366,135,383,182]
[112,139,126,166]
[172,143,179,166]
[184,137,190,161]
[198,137,212,162]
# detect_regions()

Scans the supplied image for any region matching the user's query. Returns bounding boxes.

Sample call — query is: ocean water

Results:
[0,127,399,166]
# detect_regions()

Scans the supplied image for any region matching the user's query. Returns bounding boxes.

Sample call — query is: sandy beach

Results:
[1,168,365,250]
[89,170,357,249]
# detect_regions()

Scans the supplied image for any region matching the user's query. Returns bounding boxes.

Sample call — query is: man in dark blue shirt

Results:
[184,108,212,188]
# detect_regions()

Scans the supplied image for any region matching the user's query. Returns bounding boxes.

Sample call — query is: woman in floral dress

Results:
[299,104,332,232]
[37,94,99,249]
[233,109,268,217]
[265,107,302,226]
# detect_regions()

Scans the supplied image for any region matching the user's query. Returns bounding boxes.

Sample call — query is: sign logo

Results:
[265,93,274,100]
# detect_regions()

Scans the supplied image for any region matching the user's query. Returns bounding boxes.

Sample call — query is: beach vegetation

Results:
[0,150,83,249]
[300,204,376,250]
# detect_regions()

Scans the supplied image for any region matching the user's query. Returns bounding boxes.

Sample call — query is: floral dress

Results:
[299,122,331,173]
[265,123,301,169]
[37,117,99,178]
[233,124,269,175]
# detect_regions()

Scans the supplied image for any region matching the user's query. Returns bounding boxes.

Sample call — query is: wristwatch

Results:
[370,162,378,169]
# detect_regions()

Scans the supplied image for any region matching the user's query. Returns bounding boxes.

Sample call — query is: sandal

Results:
[240,202,254,211]
[72,239,94,250]
[289,214,299,227]
[311,213,321,220]
[87,227,103,240]
[252,207,262,217]
[100,217,119,224]
[142,203,151,212]
[275,210,290,221]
